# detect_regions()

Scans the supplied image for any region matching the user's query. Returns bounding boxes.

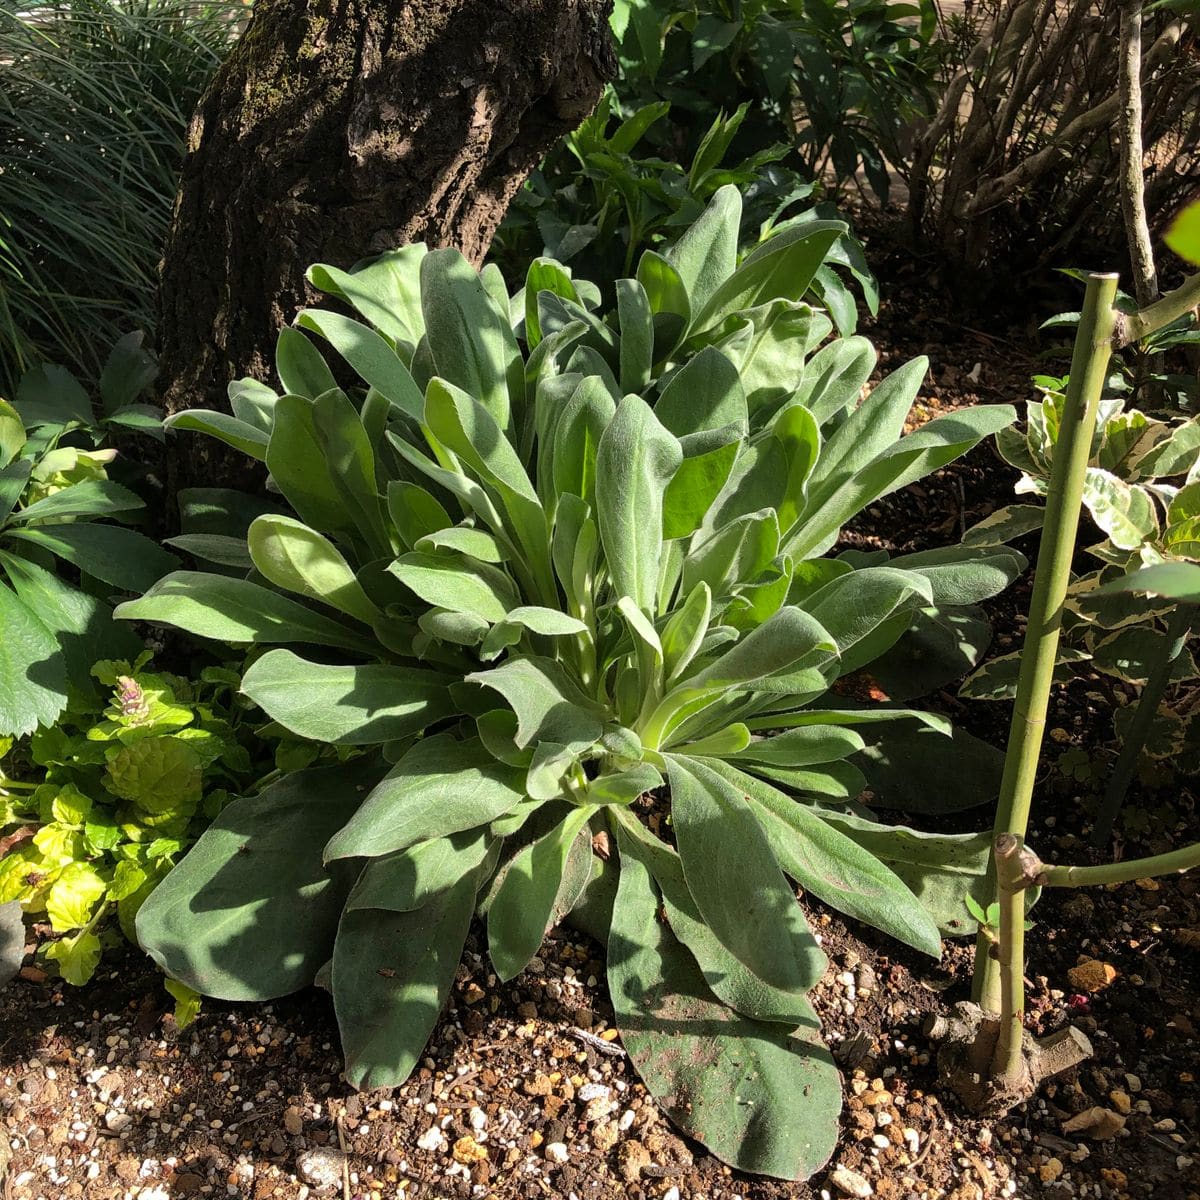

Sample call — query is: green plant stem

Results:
[1041,840,1200,887]
[1120,273,1200,345]
[973,272,1120,1014]
[991,833,1029,1082]
[1092,601,1194,847]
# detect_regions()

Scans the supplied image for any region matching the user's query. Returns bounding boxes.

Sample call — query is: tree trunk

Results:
[156,0,613,489]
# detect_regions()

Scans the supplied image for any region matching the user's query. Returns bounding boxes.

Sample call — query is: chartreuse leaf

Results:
[596,395,682,613]
[666,755,825,992]
[704,761,941,957]
[608,847,840,1181]
[45,861,107,932]
[241,650,454,744]
[324,734,526,861]
[335,870,477,1089]
[247,515,378,623]
[45,930,103,986]
[1165,201,1200,265]
[115,573,379,656]
[488,804,596,981]
[106,736,203,813]
[135,757,385,1000]
[0,398,26,467]
[165,979,203,1029]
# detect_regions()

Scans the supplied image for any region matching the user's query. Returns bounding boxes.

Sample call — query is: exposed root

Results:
[925,1001,1094,1117]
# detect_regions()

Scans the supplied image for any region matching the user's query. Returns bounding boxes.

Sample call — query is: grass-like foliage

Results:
[0,0,241,393]
[119,189,1021,1179]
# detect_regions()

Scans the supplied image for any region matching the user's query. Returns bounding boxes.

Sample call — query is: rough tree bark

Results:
[155,0,614,488]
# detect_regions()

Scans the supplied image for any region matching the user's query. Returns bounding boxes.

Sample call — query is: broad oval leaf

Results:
[324,734,526,861]
[248,515,379,623]
[134,757,385,1000]
[240,650,454,744]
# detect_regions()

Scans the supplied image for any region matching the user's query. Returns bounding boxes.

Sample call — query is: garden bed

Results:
[3,252,1198,1200]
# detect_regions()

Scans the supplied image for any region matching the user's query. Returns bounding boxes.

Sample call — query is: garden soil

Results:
[3,231,1199,1200]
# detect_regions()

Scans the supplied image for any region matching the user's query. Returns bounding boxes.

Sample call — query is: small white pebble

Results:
[416,1126,447,1153]
[545,1142,569,1164]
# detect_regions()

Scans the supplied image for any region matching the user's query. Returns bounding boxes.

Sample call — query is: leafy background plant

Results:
[962,377,1200,796]
[608,0,941,199]
[0,335,178,736]
[492,93,880,334]
[0,0,243,393]
[117,192,1022,1178]
[0,653,328,1026]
